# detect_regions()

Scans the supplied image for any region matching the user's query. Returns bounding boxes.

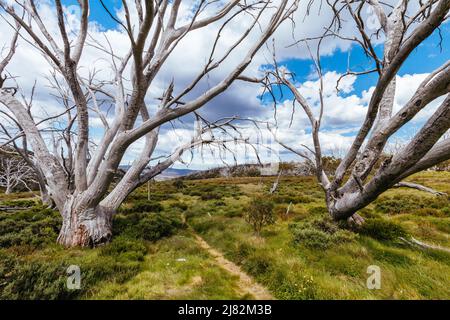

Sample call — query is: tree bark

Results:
[57,199,114,247]
[39,184,54,207]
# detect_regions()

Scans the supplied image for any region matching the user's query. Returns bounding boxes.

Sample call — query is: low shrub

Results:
[135,214,183,241]
[214,200,226,206]
[356,218,407,241]
[231,167,261,177]
[242,252,274,275]
[231,242,253,264]
[292,228,331,249]
[200,193,222,200]
[0,252,73,300]
[358,208,381,219]
[0,206,61,248]
[169,201,188,211]
[0,246,145,300]
[442,207,450,216]
[173,179,186,190]
[119,200,163,214]
[126,192,174,202]
[290,217,357,249]
[100,236,147,262]
[415,208,446,217]
[0,199,36,208]
[185,184,242,199]
[244,196,275,235]
[113,213,184,242]
[374,194,448,215]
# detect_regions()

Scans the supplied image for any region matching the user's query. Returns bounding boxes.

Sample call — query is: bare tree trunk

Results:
[39,184,53,207]
[0,0,298,248]
[262,1,450,224]
[57,198,114,247]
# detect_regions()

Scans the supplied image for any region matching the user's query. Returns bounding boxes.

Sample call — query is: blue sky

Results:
[62,0,449,110]
[3,1,448,170]
[77,2,449,167]
[265,23,450,102]
[63,0,121,30]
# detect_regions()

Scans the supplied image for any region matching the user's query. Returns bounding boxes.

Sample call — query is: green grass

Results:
[187,172,450,300]
[0,171,449,299]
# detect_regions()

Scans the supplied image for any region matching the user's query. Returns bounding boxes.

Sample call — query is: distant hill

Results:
[118,161,315,181]
[118,165,198,181]
[155,168,199,180]
[183,162,313,180]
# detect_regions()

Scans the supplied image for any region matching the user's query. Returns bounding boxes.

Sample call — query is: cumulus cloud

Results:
[0,1,443,170]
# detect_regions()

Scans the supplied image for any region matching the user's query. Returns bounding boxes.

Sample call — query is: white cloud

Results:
[0,1,444,170]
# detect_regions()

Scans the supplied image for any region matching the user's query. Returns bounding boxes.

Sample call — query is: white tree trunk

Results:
[57,198,114,247]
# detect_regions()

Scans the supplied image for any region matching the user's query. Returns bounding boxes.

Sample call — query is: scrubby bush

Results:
[0,206,61,248]
[185,184,242,199]
[229,165,261,177]
[292,228,331,249]
[242,252,274,275]
[169,201,188,211]
[100,236,147,262]
[135,214,183,241]
[442,207,450,216]
[375,198,416,215]
[244,196,275,235]
[231,242,253,264]
[290,217,357,249]
[358,208,381,219]
[173,179,186,190]
[0,199,36,208]
[0,252,73,300]
[356,218,407,241]
[0,191,36,201]
[374,194,448,215]
[415,208,446,217]
[0,245,146,300]
[113,212,184,242]
[200,192,222,200]
[119,200,163,214]
[126,192,174,202]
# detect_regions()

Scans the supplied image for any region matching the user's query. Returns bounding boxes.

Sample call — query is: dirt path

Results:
[193,233,274,300]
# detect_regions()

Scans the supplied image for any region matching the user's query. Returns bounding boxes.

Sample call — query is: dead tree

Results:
[0,0,298,247]
[246,0,450,223]
[0,152,36,194]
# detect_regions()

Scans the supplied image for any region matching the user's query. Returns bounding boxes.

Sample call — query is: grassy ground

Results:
[0,171,449,299]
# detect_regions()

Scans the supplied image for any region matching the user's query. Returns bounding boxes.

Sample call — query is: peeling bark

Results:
[57,199,113,247]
